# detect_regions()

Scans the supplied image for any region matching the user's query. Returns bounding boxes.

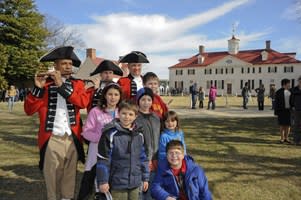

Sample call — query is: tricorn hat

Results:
[90,60,123,76]
[39,46,81,67]
[119,51,149,63]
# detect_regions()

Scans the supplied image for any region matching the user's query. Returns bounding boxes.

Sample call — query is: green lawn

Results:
[0,101,300,200]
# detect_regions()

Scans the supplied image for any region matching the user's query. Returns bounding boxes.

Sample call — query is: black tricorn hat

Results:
[119,51,149,63]
[39,46,81,67]
[90,60,123,76]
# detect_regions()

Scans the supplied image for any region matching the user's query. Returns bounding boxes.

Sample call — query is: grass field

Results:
[0,99,300,200]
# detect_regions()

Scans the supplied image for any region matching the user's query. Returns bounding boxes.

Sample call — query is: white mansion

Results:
[169,36,301,95]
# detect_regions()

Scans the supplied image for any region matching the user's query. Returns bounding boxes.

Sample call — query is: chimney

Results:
[86,48,96,59]
[265,40,271,50]
[199,45,205,54]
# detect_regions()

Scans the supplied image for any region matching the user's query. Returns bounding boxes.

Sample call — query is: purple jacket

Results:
[82,107,119,170]
[209,87,217,101]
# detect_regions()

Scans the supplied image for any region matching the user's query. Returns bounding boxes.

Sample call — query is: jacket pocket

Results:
[110,167,129,187]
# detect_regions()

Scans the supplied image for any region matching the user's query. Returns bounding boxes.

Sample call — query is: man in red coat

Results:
[117,51,149,100]
[24,46,90,200]
[86,60,123,112]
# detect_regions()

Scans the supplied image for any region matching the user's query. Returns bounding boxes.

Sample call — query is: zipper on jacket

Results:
[128,133,133,186]
[147,117,154,158]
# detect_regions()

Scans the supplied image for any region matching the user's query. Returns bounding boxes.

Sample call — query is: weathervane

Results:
[232,23,236,36]
[232,22,239,37]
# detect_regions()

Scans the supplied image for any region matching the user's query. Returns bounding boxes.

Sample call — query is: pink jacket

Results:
[82,107,119,143]
[209,86,217,101]
[82,106,119,170]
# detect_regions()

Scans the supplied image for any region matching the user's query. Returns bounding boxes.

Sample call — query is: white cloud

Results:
[282,1,301,21]
[71,0,270,79]
[173,0,249,31]
[276,37,301,60]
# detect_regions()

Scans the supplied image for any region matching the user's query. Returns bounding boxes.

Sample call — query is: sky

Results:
[34,0,301,79]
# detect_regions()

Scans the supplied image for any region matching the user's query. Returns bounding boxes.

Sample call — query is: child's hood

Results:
[102,119,144,135]
[163,128,182,136]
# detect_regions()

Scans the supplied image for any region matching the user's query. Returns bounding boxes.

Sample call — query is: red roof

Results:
[92,57,105,66]
[169,49,301,69]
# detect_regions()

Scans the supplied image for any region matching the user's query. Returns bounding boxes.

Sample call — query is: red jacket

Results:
[151,94,168,120]
[24,78,90,169]
[86,86,98,113]
[118,75,140,100]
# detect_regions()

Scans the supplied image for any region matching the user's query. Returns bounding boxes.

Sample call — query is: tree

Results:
[44,14,86,48]
[0,43,8,89]
[0,0,49,85]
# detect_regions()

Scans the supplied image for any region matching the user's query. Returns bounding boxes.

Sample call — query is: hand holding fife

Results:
[48,71,63,87]
[34,73,47,88]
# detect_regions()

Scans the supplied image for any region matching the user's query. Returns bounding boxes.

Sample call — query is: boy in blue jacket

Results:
[151,140,212,200]
[96,100,149,200]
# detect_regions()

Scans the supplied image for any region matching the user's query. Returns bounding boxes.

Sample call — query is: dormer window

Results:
[261,50,268,61]
[197,55,205,64]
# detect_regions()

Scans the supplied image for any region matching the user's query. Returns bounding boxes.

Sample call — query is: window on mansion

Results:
[224,68,234,74]
[176,69,183,75]
[187,69,195,75]
[204,68,212,75]
[207,80,224,89]
[284,66,294,73]
[268,66,277,73]
[215,68,224,74]
[217,80,224,89]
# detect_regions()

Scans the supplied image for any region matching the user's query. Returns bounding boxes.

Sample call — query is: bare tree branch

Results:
[43,14,86,48]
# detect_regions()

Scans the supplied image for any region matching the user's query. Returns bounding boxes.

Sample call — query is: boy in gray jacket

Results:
[136,87,161,199]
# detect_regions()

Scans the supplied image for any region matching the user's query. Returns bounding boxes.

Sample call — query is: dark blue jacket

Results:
[275,88,290,115]
[151,156,212,200]
[96,120,149,190]
[290,86,301,111]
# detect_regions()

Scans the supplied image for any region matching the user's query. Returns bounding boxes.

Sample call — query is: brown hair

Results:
[142,72,159,85]
[118,100,139,115]
[162,110,180,131]
[98,83,122,110]
[166,140,184,153]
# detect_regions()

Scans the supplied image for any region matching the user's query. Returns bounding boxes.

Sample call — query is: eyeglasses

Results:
[167,151,183,157]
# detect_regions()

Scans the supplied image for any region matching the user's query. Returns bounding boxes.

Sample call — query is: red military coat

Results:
[24,78,90,169]
[118,75,140,100]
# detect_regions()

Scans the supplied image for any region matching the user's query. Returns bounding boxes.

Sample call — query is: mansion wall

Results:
[169,62,301,95]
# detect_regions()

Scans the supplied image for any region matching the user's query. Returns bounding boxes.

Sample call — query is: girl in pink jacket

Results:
[78,83,122,200]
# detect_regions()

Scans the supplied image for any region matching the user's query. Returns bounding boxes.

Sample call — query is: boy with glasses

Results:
[151,140,212,200]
